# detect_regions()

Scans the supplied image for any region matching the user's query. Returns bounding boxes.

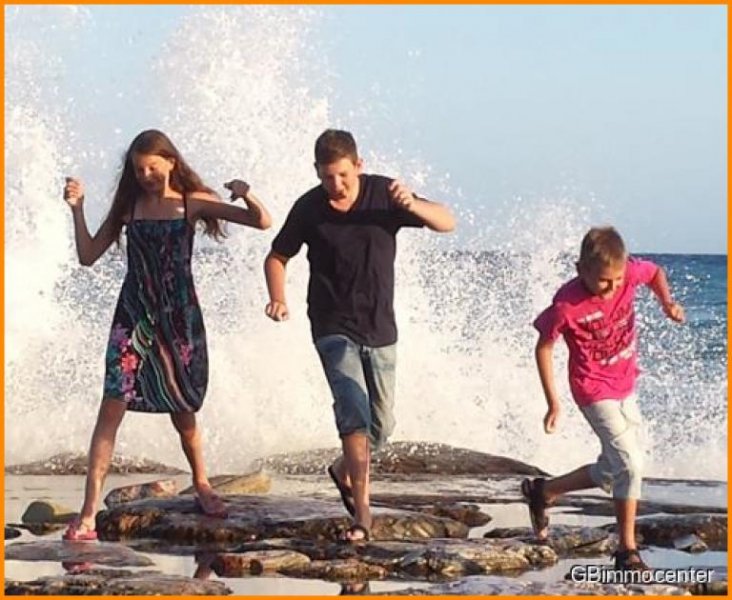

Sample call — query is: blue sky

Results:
[320,5,727,254]
[7,4,727,253]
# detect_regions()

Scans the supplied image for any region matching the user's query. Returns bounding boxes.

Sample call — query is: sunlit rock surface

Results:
[97,495,469,543]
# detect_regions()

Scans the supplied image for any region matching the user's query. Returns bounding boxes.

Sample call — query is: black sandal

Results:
[339,581,371,595]
[521,477,550,541]
[613,548,651,572]
[339,523,371,544]
[328,464,356,517]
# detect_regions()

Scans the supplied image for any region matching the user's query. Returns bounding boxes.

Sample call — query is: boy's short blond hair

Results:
[578,226,628,269]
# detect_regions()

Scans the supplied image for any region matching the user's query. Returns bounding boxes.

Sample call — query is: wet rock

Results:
[210,549,310,576]
[673,565,728,595]
[374,574,692,595]
[561,495,727,517]
[639,501,728,516]
[4,570,230,595]
[420,538,556,576]
[22,500,76,524]
[673,534,709,553]
[5,540,154,567]
[226,538,417,575]
[5,452,185,475]
[104,479,179,508]
[368,489,726,517]
[371,491,514,508]
[245,550,311,575]
[263,442,548,476]
[685,580,727,595]
[606,514,727,551]
[5,526,22,539]
[222,537,556,579]
[485,525,616,557]
[402,502,491,527]
[282,558,389,581]
[373,443,548,476]
[96,495,468,544]
[372,511,468,541]
[646,477,725,488]
[7,522,67,536]
[180,470,271,495]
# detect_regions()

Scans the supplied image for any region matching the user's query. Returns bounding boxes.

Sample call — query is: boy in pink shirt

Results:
[524,226,685,571]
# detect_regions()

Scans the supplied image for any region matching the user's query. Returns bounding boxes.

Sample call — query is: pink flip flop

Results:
[62,561,94,574]
[62,520,98,542]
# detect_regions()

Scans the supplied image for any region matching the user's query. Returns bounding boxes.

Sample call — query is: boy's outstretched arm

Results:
[264,251,290,321]
[648,266,685,323]
[407,198,456,232]
[535,336,561,434]
[388,180,456,232]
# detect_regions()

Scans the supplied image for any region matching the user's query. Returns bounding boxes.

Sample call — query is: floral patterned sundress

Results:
[103,197,208,412]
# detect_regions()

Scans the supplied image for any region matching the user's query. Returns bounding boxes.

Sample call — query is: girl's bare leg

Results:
[77,398,127,530]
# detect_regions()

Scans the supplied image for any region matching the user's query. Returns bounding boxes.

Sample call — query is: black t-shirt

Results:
[271,174,424,347]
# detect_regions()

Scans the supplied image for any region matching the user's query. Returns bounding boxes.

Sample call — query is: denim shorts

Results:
[314,334,396,452]
[579,394,644,500]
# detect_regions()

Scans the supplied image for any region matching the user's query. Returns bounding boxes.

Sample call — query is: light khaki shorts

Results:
[579,394,644,500]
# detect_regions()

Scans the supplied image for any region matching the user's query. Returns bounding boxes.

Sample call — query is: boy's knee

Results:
[619,451,643,479]
[335,400,370,438]
[613,456,643,498]
[589,463,614,494]
[627,454,643,477]
[625,458,643,492]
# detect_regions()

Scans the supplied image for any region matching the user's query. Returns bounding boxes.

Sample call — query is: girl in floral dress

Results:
[62,129,272,540]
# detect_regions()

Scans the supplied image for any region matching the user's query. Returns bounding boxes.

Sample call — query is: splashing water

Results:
[5,6,726,481]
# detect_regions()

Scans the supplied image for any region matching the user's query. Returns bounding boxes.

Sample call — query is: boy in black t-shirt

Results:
[264,129,455,541]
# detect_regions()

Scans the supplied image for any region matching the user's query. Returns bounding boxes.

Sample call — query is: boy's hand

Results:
[388,180,415,211]
[543,406,560,434]
[663,301,685,323]
[265,301,289,322]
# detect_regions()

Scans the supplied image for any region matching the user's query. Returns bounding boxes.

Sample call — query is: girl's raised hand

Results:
[223,179,251,201]
[63,177,85,209]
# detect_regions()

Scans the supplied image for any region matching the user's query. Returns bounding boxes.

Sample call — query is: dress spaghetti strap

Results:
[129,196,138,223]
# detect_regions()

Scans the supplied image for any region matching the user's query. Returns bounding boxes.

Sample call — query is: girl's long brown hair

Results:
[105,129,225,242]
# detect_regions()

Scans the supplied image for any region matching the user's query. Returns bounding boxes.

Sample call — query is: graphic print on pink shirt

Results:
[534,258,659,405]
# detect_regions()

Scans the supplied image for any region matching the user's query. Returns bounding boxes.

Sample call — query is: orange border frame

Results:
[1,3,729,600]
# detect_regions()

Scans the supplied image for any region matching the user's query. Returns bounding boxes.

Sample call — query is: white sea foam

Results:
[5,6,726,481]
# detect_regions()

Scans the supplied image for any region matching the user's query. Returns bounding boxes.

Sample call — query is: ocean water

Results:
[5,6,727,484]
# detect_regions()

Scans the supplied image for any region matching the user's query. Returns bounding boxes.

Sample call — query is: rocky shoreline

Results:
[4,442,728,595]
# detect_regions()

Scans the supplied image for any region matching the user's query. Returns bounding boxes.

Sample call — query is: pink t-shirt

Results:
[534,258,659,406]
